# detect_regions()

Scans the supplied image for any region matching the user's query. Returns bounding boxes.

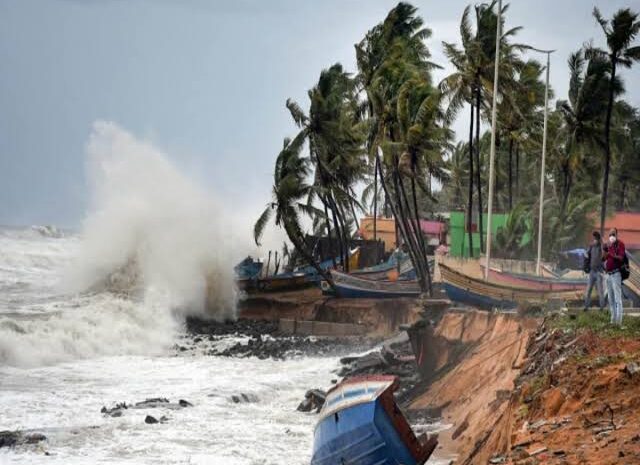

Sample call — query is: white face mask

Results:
[609,235,616,244]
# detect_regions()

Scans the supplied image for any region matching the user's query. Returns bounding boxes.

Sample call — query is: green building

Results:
[449,211,532,258]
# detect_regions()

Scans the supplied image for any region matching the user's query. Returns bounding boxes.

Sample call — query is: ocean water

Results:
[0,227,339,465]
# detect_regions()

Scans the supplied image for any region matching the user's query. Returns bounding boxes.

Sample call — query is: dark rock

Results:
[231,393,258,403]
[297,389,327,413]
[145,415,159,424]
[0,431,46,448]
[0,431,19,448]
[135,398,169,408]
[178,399,193,407]
[24,433,46,444]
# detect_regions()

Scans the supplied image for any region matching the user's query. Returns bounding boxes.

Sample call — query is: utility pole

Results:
[527,47,554,275]
[484,0,502,280]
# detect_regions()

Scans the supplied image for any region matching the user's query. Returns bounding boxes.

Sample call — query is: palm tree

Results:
[442,0,523,255]
[498,59,546,210]
[253,137,333,286]
[285,64,366,271]
[590,7,640,235]
[356,2,440,294]
[555,49,611,219]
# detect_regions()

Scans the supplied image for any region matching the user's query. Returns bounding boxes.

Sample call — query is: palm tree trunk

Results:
[373,157,378,241]
[375,152,428,293]
[508,137,514,211]
[349,199,360,231]
[266,251,272,277]
[322,197,337,268]
[328,196,345,270]
[474,84,484,253]
[395,168,429,292]
[467,102,475,258]
[336,200,351,272]
[411,176,432,295]
[515,142,520,200]
[600,61,616,236]
[283,220,334,289]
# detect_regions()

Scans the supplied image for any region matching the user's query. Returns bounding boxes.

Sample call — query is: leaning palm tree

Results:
[590,7,640,234]
[253,137,333,287]
[285,64,366,271]
[356,2,439,294]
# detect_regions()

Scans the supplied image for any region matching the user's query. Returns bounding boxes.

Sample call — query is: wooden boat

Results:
[440,263,583,309]
[326,270,421,298]
[481,265,587,292]
[254,272,311,292]
[352,258,416,281]
[311,375,436,465]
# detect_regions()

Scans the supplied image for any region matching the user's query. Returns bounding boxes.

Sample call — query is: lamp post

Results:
[527,47,555,275]
[484,0,502,280]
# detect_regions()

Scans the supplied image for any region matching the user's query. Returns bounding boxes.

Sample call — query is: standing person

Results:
[603,228,626,325]
[584,231,605,311]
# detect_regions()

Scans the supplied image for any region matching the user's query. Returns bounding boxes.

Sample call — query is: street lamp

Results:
[526,47,555,275]
[484,0,502,280]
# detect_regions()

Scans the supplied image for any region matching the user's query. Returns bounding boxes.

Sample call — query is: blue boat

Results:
[324,270,422,298]
[234,256,263,280]
[311,375,436,465]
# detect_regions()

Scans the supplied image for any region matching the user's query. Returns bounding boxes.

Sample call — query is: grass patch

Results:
[550,310,640,338]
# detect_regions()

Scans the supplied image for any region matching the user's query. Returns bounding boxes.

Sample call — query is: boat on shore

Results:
[440,263,583,309]
[325,270,421,298]
[481,265,587,292]
[311,375,436,465]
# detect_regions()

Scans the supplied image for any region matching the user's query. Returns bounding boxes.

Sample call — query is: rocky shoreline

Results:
[184,316,436,421]
[183,316,380,359]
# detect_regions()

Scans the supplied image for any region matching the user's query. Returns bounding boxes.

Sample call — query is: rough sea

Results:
[0,226,341,465]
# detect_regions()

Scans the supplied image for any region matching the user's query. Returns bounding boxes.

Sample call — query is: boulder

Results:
[297,389,326,413]
[145,415,159,424]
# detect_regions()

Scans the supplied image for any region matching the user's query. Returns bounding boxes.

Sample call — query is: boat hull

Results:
[311,376,434,465]
[440,264,583,309]
[329,270,421,299]
[482,266,587,292]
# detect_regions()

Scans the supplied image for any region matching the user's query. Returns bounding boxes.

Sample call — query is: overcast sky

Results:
[1,0,639,227]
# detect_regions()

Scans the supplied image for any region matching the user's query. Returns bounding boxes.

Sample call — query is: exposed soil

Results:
[407,310,539,464]
[471,315,640,465]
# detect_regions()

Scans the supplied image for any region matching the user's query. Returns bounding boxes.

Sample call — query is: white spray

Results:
[0,121,238,367]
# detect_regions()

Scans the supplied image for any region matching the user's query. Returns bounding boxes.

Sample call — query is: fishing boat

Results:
[480,265,587,292]
[234,257,263,291]
[352,258,416,281]
[311,375,436,465]
[325,270,421,298]
[440,263,583,309]
[254,272,311,292]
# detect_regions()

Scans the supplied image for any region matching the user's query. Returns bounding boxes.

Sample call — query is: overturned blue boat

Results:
[311,375,436,465]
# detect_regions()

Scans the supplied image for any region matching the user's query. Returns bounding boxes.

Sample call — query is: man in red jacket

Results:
[602,227,625,325]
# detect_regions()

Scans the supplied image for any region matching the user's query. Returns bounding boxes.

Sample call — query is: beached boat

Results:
[234,257,263,291]
[311,375,436,465]
[254,272,311,292]
[481,265,587,292]
[440,263,583,309]
[326,270,421,298]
